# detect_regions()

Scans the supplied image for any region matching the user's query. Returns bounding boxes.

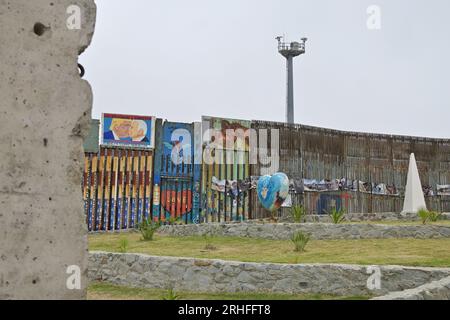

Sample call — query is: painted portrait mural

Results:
[100,113,156,149]
[201,116,251,151]
[201,116,251,222]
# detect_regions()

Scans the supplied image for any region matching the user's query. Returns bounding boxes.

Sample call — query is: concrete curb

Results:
[372,275,450,300]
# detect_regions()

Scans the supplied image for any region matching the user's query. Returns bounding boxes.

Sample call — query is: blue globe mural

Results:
[257,173,290,211]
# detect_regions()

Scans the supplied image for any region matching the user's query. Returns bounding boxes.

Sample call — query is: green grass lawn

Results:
[89,232,450,267]
[88,282,369,300]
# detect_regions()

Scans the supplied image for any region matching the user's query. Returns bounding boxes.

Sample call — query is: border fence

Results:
[82,116,450,231]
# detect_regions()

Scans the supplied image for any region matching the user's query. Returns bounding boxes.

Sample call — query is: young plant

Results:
[118,238,129,253]
[328,207,346,224]
[168,216,177,225]
[290,205,306,223]
[418,208,430,225]
[203,234,217,251]
[428,211,442,222]
[161,288,180,300]
[270,210,279,222]
[138,219,161,241]
[291,231,310,252]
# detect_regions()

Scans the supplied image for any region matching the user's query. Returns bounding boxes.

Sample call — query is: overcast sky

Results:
[80,0,450,139]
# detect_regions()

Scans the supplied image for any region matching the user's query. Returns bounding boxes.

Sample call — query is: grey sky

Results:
[80,0,450,139]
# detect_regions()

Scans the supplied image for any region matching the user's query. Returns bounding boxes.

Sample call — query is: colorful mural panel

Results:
[152,121,201,224]
[82,147,154,232]
[201,116,251,222]
[101,113,156,149]
[202,116,251,151]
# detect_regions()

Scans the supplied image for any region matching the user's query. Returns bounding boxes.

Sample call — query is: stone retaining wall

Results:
[280,212,450,223]
[372,276,450,300]
[89,252,450,296]
[157,223,450,240]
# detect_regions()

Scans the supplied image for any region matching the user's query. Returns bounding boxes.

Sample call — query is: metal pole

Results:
[286,56,294,124]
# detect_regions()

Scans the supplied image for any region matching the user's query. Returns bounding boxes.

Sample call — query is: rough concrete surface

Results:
[0,0,96,299]
[89,252,450,296]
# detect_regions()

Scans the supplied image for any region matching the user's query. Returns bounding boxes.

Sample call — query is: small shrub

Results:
[291,231,310,252]
[161,288,180,300]
[428,211,442,222]
[418,209,430,225]
[328,207,346,224]
[270,211,279,222]
[203,234,217,251]
[138,219,161,241]
[290,205,306,223]
[118,238,128,253]
[168,216,177,225]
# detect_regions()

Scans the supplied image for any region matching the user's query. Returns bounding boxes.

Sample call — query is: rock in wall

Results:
[0,0,96,299]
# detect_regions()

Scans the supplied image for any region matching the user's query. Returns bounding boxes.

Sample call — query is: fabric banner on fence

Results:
[359,181,373,193]
[211,176,226,192]
[211,176,255,196]
[359,181,399,196]
[372,183,388,195]
[340,179,358,192]
[303,179,339,192]
[423,185,435,197]
[289,178,304,194]
[281,194,292,207]
[437,185,450,196]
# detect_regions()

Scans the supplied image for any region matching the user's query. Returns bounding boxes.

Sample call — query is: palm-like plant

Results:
[418,209,430,225]
[138,219,161,241]
[162,288,180,300]
[328,207,346,224]
[290,205,306,223]
[118,238,128,253]
[428,211,442,222]
[291,231,310,252]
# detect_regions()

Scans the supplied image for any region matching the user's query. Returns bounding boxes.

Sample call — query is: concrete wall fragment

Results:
[0,0,96,299]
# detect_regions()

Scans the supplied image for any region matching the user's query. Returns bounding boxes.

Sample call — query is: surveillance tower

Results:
[276,36,307,124]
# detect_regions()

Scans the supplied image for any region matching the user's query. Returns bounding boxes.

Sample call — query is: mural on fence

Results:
[82,120,154,232]
[202,116,251,151]
[101,113,156,149]
[152,121,201,224]
[83,149,154,231]
[82,117,450,230]
[201,116,251,222]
